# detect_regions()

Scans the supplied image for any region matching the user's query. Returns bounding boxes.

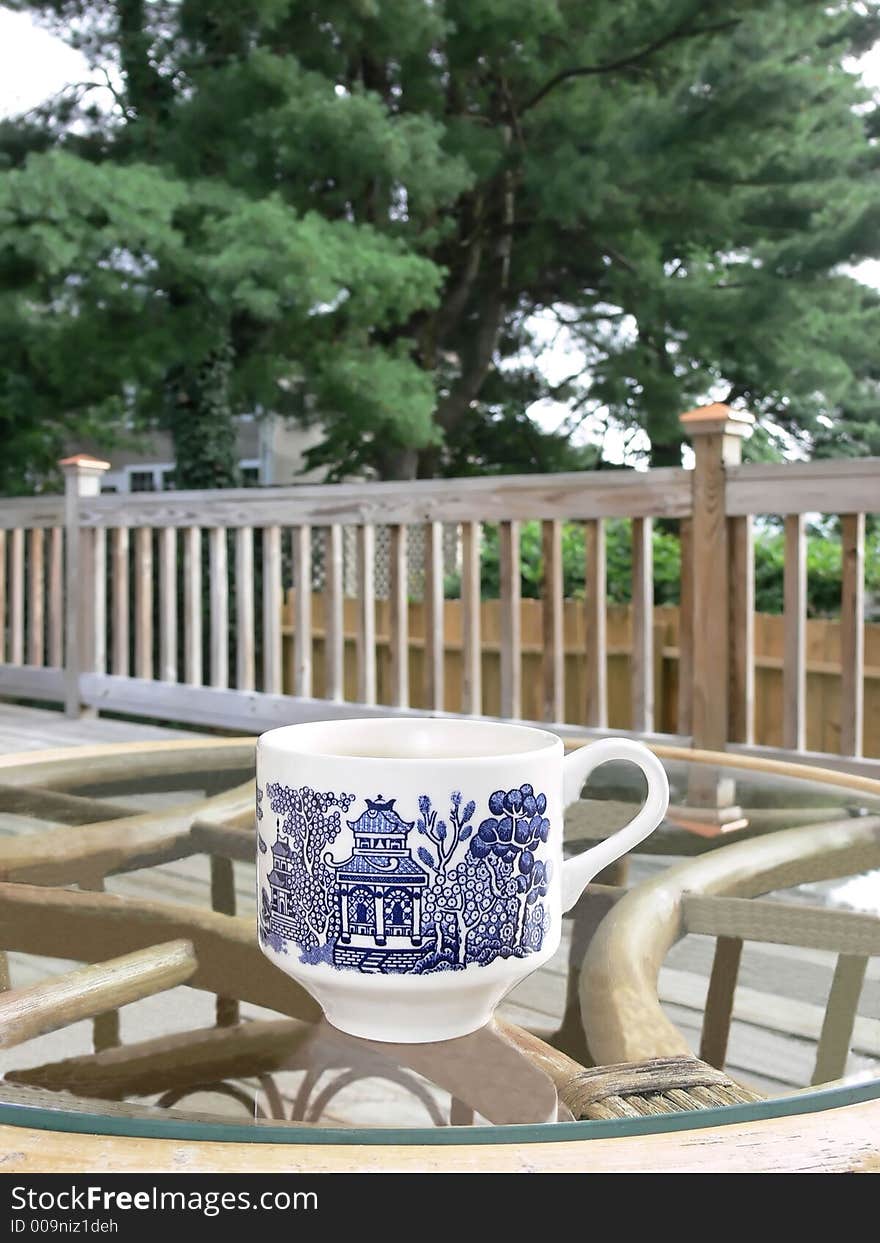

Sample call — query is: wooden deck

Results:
[0,700,877,1121]
[0,701,199,752]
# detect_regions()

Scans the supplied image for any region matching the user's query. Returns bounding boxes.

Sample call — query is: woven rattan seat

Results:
[559,1055,762,1120]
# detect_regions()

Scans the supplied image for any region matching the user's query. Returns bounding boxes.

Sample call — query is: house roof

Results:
[336,853,428,885]
[347,797,414,836]
[271,838,291,857]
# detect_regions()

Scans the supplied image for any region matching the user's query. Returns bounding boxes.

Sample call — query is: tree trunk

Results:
[116,0,173,128]
[374,445,420,481]
[516,894,527,947]
[165,342,240,490]
[648,435,684,468]
[455,912,468,964]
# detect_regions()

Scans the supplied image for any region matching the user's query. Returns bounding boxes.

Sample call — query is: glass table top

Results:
[0,739,878,1143]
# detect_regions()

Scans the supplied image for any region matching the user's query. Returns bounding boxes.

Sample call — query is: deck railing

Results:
[0,406,877,775]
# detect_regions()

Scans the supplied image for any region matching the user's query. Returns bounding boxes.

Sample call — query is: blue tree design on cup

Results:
[414,790,476,882]
[470,784,552,948]
[519,856,552,949]
[262,783,355,960]
[421,853,520,967]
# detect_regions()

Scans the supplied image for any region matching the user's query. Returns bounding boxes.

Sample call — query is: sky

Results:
[0,10,96,117]
[2,7,879,463]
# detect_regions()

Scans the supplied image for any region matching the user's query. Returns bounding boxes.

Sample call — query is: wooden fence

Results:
[0,406,877,776]
[288,596,880,757]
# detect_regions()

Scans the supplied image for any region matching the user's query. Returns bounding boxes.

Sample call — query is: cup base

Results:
[322,1004,494,1045]
[297,969,507,1044]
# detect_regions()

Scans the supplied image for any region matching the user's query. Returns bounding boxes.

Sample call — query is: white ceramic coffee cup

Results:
[257,717,668,1043]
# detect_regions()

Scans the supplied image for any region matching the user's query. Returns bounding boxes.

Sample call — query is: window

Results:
[161,469,177,491]
[241,465,260,487]
[129,470,156,492]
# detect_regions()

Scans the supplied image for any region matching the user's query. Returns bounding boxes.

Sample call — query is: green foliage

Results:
[0,2,879,485]
[447,519,880,615]
[753,523,880,615]
[456,520,681,604]
[165,340,240,490]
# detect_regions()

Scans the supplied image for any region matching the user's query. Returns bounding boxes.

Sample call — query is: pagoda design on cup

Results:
[326,797,434,972]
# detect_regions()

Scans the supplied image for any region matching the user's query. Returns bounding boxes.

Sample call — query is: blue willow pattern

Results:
[258,782,552,975]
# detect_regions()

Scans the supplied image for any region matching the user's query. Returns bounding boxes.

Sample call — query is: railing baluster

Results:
[728,514,755,744]
[158,528,177,683]
[47,527,63,669]
[134,527,153,680]
[840,512,865,757]
[423,521,444,711]
[91,527,106,675]
[111,528,130,677]
[235,527,255,691]
[209,528,229,689]
[324,524,344,701]
[355,525,376,705]
[499,519,521,719]
[542,518,564,722]
[389,524,409,708]
[262,525,282,695]
[60,461,109,707]
[27,529,44,668]
[292,525,312,697]
[630,516,654,734]
[677,517,693,736]
[783,513,807,751]
[461,521,481,715]
[584,518,607,728]
[0,531,6,665]
[183,527,203,687]
[9,528,23,666]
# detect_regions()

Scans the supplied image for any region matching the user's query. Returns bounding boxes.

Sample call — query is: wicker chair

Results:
[559,1055,761,1120]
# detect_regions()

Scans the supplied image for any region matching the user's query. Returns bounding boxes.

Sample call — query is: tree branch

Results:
[433,228,485,348]
[435,228,511,433]
[523,19,741,112]
[434,143,516,436]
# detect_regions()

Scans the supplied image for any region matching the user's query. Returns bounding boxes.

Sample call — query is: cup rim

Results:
[257,716,563,764]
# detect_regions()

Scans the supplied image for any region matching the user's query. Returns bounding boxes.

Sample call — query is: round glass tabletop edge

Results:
[2,1075,879,1148]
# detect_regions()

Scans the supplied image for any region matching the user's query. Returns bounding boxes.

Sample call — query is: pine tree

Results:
[1,1,878,488]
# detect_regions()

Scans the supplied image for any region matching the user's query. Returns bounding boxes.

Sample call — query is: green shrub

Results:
[445,520,880,617]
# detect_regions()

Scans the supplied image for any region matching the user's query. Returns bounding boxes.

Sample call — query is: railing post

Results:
[680,405,754,751]
[60,454,110,718]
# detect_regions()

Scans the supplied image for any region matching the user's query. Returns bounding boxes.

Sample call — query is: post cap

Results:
[58,453,111,473]
[679,403,755,438]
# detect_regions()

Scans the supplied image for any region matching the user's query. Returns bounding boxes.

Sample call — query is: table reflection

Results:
[5,1016,565,1130]
[251,1019,562,1127]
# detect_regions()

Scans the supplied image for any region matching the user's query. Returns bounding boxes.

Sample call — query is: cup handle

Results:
[560,738,669,911]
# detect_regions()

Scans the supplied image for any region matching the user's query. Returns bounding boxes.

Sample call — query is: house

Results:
[73,414,458,600]
[326,798,433,972]
[77,415,325,493]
